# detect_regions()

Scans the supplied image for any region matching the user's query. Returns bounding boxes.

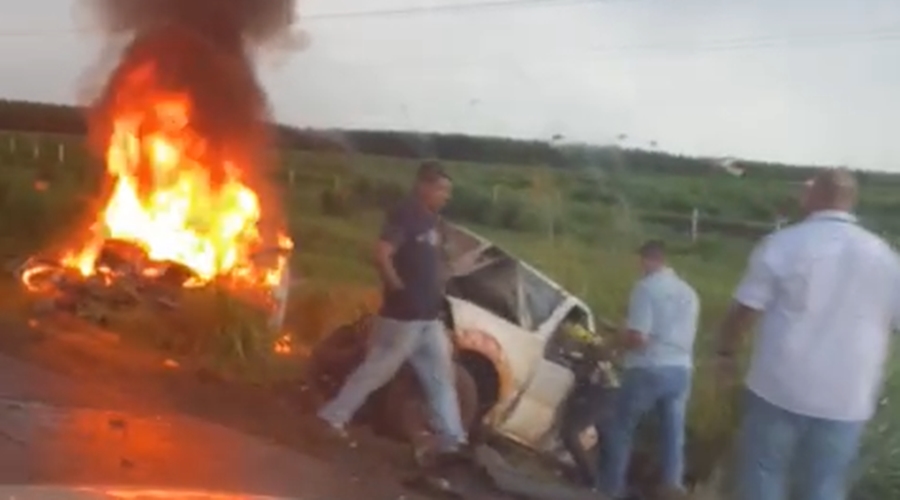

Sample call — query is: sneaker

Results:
[414,441,470,469]
[402,472,463,499]
[653,485,688,500]
[314,417,356,447]
[589,488,639,500]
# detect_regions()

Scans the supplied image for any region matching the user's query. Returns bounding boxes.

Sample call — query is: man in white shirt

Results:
[597,240,700,499]
[716,168,900,500]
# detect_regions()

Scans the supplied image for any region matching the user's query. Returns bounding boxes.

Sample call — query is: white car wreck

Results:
[306,222,617,463]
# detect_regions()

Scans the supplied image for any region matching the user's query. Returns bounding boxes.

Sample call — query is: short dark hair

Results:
[637,239,666,258]
[416,160,451,184]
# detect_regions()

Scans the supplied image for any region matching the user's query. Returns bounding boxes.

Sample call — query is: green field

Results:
[1,128,899,498]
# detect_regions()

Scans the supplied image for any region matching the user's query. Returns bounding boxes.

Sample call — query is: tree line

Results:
[2,98,898,186]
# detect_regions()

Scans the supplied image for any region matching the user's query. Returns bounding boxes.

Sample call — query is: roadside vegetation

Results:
[0,99,897,498]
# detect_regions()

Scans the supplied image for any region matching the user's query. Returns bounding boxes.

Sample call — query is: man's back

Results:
[625,268,700,369]
[737,211,900,421]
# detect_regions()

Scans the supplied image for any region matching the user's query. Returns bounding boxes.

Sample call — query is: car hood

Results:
[0,486,289,499]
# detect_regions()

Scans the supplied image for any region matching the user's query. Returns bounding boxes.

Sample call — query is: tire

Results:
[305,316,373,404]
[378,362,480,443]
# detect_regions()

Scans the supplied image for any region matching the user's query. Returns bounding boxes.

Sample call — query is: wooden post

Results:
[775,216,787,231]
[8,136,15,154]
[32,138,39,160]
[690,208,699,242]
[58,143,65,164]
[269,264,291,334]
[288,168,295,186]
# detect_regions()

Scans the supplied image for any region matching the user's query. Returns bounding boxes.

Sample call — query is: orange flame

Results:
[274,332,292,355]
[57,62,290,289]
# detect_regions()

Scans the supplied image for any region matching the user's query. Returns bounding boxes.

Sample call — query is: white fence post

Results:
[690,208,700,242]
[775,215,788,231]
[57,143,65,164]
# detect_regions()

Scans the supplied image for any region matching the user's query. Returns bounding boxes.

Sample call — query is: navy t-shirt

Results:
[379,199,444,321]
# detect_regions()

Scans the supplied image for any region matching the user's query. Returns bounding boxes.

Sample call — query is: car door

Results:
[493,304,590,448]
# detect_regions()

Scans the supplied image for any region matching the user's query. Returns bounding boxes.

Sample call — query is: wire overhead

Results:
[1,0,898,61]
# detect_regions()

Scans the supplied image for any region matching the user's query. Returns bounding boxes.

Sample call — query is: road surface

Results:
[0,348,429,499]
[0,316,514,500]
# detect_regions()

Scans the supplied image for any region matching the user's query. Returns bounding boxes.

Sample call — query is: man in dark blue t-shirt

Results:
[317,161,467,457]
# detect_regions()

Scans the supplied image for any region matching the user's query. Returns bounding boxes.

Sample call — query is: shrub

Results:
[445,185,493,225]
[372,181,406,211]
[319,187,353,217]
[488,196,543,232]
[352,176,374,202]
[568,182,620,206]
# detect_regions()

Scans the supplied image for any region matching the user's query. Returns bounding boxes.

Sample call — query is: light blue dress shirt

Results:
[624,267,700,369]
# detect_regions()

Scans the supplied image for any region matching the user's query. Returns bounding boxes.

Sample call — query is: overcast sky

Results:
[1,0,900,170]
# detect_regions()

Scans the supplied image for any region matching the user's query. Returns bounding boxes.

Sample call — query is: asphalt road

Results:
[0,350,422,499]
[0,313,535,500]
[0,304,521,500]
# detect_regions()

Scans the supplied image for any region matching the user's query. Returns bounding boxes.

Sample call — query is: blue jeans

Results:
[736,389,865,500]
[597,366,691,498]
[317,317,467,449]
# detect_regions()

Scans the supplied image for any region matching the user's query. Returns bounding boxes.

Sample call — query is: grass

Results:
[0,132,898,498]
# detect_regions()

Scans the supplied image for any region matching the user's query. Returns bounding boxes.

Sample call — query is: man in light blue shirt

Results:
[597,240,700,499]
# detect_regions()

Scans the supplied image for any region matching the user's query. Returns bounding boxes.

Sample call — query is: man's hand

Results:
[375,240,405,291]
[713,301,759,391]
[617,327,648,351]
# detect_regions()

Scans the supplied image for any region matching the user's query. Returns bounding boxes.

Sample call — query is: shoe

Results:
[589,488,640,500]
[403,472,463,499]
[653,486,688,500]
[413,440,470,469]
[314,416,357,448]
[588,488,636,500]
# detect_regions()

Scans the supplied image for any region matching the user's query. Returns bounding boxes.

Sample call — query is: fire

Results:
[26,61,291,291]
[274,332,292,355]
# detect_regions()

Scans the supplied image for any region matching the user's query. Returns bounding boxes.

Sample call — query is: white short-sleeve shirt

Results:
[734,210,900,421]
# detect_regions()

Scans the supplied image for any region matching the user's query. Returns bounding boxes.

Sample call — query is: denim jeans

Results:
[736,389,865,500]
[317,317,467,449]
[596,366,691,498]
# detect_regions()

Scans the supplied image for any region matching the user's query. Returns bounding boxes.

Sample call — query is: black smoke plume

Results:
[80,0,299,231]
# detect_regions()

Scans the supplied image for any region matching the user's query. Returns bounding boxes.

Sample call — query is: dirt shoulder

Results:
[0,314,515,499]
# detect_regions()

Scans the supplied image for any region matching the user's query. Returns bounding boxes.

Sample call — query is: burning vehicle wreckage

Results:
[15,0,300,347]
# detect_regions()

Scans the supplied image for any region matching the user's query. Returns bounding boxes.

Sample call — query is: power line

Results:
[0,29,83,38]
[331,27,900,71]
[303,0,620,21]
[0,0,628,36]
[0,0,898,55]
[583,26,900,56]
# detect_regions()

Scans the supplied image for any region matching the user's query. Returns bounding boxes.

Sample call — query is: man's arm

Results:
[716,303,761,357]
[620,284,652,350]
[715,243,775,356]
[886,253,900,334]
[374,211,406,291]
[436,217,453,288]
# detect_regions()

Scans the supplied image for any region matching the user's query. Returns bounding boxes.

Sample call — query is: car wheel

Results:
[378,362,480,444]
[305,316,372,403]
